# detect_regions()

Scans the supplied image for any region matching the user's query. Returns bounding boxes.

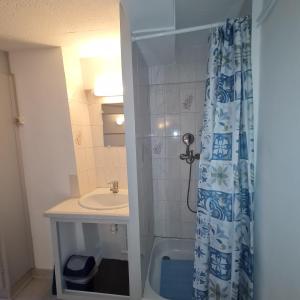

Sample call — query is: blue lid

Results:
[63,255,96,278]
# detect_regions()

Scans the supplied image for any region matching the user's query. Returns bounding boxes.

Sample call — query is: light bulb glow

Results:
[102,96,123,104]
[94,73,123,96]
[116,114,125,126]
[79,38,120,59]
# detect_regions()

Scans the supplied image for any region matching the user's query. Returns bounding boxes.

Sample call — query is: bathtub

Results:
[143,237,195,300]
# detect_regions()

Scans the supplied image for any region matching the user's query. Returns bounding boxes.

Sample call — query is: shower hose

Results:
[186,161,197,214]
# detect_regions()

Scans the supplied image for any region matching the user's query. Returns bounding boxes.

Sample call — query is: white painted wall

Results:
[9,48,77,269]
[0,51,9,73]
[80,57,123,96]
[252,0,263,168]
[253,0,300,299]
[0,50,34,298]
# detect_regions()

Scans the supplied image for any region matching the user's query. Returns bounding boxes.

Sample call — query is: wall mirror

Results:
[102,103,125,147]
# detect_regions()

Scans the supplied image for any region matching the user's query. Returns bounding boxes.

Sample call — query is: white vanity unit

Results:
[45,188,130,300]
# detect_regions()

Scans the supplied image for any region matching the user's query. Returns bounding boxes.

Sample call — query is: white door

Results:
[0,73,33,295]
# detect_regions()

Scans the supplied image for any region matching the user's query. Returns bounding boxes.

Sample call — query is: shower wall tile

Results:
[164,86,180,114]
[165,179,182,202]
[179,63,204,83]
[164,158,181,179]
[151,137,165,158]
[181,201,197,223]
[181,179,197,206]
[153,179,182,204]
[195,81,206,113]
[154,200,182,235]
[153,179,166,202]
[181,222,197,239]
[180,113,196,135]
[149,63,207,85]
[150,86,165,115]
[165,114,181,137]
[149,62,206,239]
[180,160,198,181]
[151,116,165,136]
[152,158,165,179]
[154,218,182,238]
[159,201,181,222]
[165,136,181,157]
[180,83,197,113]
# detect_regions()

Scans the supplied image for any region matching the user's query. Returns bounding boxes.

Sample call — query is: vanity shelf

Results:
[45,189,130,300]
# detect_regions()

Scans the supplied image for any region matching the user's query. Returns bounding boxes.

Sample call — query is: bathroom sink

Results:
[78,190,128,210]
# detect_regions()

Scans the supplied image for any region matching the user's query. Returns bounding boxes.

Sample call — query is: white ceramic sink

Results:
[78,189,128,210]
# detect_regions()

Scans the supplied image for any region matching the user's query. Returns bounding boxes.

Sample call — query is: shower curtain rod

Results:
[132,21,224,41]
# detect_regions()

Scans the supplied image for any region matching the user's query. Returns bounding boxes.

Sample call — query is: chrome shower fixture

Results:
[180,133,200,214]
[180,133,200,165]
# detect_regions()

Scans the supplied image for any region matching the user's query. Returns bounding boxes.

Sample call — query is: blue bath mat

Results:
[160,259,193,300]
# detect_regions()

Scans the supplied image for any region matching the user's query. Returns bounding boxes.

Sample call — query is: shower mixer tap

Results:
[180,133,200,164]
[180,133,200,214]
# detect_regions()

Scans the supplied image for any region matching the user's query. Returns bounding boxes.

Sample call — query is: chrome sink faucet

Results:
[108,180,119,194]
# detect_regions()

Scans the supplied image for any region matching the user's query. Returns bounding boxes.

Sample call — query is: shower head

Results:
[182,133,194,146]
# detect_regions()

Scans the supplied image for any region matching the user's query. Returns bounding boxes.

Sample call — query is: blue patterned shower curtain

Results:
[193,17,254,300]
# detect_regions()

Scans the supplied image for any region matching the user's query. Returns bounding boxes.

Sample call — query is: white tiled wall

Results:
[149,63,207,238]
[62,47,128,194]
[86,92,128,189]
[62,47,97,196]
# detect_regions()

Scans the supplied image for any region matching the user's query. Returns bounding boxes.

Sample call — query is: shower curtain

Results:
[194,17,254,300]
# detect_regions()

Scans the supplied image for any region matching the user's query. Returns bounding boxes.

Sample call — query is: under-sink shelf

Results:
[48,219,130,300]
[66,258,129,296]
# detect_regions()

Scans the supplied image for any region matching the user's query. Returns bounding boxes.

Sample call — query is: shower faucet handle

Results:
[180,153,188,160]
[194,153,200,160]
[180,150,200,164]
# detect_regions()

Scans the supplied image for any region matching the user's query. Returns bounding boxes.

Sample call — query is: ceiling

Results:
[120,0,175,34]
[122,0,251,35]
[129,0,251,66]
[0,0,252,64]
[0,0,120,51]
[175,0,250,29]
